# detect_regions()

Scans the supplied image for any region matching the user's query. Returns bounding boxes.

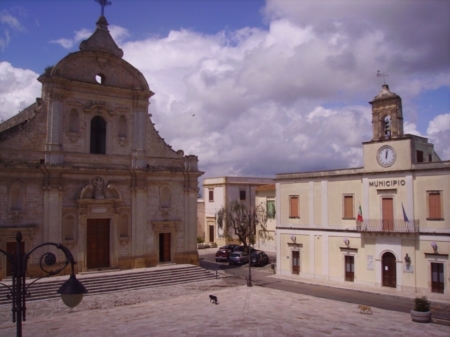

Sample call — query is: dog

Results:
[358,305,372,314]
[209,295,218,305]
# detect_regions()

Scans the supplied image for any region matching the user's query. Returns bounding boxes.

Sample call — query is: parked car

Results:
[251,251,269,267]
[234,246,257,253]
[215,248,232,262]
[220,244,240,251]
[215,244,240,262]
[229,251,249,265]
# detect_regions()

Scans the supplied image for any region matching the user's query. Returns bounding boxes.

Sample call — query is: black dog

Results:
[209,295,218,305]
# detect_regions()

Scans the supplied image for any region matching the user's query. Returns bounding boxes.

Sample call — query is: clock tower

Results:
[370,84,404,141]
[363,84,440,172]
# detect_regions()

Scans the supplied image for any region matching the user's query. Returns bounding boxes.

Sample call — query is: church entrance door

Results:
[87,219,110,269]
[159,233,171,262]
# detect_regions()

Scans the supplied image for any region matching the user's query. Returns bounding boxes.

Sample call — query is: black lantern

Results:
[0,231,87,337]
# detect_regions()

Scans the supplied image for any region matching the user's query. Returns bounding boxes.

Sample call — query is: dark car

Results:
[229,251,249,265]
[220,244,240,251]
[234,246,257,253]
[215,248,232,262]
[251,251,269,267]
[215,244,240,262]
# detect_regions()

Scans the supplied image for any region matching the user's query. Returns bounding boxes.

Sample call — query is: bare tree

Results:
[216,200,271,250]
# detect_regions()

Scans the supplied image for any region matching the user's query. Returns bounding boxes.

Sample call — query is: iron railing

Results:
[356,219,419,233]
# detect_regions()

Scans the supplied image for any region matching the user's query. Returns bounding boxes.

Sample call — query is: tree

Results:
[216,200,271,250]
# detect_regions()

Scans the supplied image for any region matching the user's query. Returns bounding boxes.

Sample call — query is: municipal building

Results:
[275,84,449,296]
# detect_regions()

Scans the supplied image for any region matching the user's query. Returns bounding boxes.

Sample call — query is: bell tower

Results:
[369,84,404,141]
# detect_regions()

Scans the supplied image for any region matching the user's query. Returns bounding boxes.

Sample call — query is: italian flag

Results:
[357,205,363,223]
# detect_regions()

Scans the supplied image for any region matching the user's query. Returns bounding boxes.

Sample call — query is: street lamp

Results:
[247,213,254,287]
[0,231,87,337]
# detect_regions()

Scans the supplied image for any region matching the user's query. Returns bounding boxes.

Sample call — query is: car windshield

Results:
[230,253,239,257]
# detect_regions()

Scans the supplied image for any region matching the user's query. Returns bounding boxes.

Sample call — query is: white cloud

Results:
[1,1,449,181]
[49,25,128,49]
[427,114,450,160]
[0,10,25,51]
[0,62,41,122]
[0,11,24,31]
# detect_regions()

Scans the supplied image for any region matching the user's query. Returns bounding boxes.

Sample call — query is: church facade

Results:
[0,13,202,278]
[275,85,449,296]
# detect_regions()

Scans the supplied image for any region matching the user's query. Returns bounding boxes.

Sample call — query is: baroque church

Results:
[0,9,202,278]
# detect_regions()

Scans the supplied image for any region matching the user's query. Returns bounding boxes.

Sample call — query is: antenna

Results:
[95,0,112,17]
[376,70,388,85]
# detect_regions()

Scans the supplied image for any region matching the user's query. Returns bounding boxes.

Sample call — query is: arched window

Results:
[69,109,79,133]
[160,185,171,209]
[383,115,391,139]
[90,116,106,154]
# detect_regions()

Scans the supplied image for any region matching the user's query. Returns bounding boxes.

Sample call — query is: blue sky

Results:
[1,0,449,179]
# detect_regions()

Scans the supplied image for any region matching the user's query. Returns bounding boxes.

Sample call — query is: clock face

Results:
[377,146,396,167]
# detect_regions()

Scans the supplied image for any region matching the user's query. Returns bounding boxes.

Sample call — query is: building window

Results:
[119,214,129,238]
[208,189,214,202]
[345,255,355,282]
[160,185,171,209]
[267,200,276,219]
[431,263,444,294]
[118,115,127,138]
[428,154,432,162]
[90,116,106,154]
[343,195,354,219]
[417,150,424,163]
[428,191,443,219]
[69,109,79,133]
[63,215,76,241]
[289,196,299,218]
[240,190,246,201]
[9,183,24,211]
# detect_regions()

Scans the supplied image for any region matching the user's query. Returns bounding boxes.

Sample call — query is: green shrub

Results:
[197,237,204,243]
[413,296,431,312]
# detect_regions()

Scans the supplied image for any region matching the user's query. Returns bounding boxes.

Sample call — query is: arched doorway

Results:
[382,252,397,288]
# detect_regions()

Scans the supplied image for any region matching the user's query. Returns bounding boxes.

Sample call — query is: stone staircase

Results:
[0,265,217,306]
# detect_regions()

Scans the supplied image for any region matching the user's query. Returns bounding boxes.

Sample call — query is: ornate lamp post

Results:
[0,231,87,337]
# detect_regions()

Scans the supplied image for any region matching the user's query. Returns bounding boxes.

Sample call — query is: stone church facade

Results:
[0,14,202,278]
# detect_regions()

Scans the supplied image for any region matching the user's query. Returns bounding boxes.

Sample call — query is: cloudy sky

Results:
[1,0,449,184]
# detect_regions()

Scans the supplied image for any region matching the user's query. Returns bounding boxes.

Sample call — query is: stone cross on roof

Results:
[95,0,112,16]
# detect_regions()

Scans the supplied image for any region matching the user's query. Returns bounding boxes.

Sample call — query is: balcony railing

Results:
[356,219,419,233]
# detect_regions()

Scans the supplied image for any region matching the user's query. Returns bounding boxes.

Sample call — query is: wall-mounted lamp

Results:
[431,242,438,253]
[343,238,350,247]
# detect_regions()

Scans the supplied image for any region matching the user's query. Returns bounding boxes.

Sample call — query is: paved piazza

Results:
[0,278,449,337]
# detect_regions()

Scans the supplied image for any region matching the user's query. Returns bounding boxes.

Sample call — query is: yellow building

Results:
[276,84,449,296]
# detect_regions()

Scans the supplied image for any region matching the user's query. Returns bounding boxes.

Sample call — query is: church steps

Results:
[0,265,217,306]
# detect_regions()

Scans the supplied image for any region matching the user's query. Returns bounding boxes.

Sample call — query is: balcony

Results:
[356,219,419,233]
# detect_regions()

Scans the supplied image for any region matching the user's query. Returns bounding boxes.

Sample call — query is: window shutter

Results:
[429,192,441,218]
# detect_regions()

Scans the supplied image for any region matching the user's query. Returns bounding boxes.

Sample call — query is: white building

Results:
[203,177,274,246]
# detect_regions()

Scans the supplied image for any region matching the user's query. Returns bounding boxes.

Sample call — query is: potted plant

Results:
[411,296,431,323]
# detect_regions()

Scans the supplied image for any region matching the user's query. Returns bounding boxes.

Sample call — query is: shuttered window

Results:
[428,192,442,219]
[289,196,299,218]
[343,195,354,218]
